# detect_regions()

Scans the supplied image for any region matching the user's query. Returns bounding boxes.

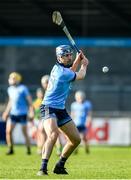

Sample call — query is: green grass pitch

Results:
[0,145,131,179]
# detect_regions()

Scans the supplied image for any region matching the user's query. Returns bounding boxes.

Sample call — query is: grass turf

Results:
[0,145,131,179]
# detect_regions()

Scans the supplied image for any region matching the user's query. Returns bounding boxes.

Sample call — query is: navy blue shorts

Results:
[40,105,72,127]
[77,126,87,133]
[10,115,27,125]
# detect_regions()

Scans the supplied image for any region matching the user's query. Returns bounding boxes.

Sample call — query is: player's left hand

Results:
[81,54,89,66]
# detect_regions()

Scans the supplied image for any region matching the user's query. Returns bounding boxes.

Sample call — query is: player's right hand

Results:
[75,51,82,63]
[76,50,84,60]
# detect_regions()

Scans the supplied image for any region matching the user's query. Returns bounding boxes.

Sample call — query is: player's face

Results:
[36,90,43,99]
[59,53,73,66]
[41,80,49,90]
[75,95,84,103]
[8,76,18,85]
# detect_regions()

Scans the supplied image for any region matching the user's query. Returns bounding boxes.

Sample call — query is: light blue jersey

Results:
[71,100,92,127]
[42,63,76,109]
[8,84,30,115]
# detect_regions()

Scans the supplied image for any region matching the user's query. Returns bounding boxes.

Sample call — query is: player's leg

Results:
[60,121,81,157]
[21,124,31,154]
[55,131,63,156]
[37,117,59,175]
[37,120,47,155]
[6,119,16,155]
[82,131,90,153]
[73,127,81,154]
[53,120,81,174]
[79,126,90,154]
[42,118,59,159]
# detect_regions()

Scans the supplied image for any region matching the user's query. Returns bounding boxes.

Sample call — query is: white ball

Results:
[102,66,109,73]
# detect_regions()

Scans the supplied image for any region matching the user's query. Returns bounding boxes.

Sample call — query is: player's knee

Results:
[48,131,58,143]
[6,129,12,135]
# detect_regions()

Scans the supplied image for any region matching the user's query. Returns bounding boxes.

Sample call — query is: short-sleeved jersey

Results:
[71,100,92,127]
[42,63,76,109]
[8,84,30,115]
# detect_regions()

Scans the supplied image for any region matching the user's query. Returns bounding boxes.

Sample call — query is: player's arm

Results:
[70,109,75,119]
[70,51,83,72]
[70,104,76,121]
[75,55,89,80]
[86,111,92,127]
[26,95,35,120]
[2,99,11,121]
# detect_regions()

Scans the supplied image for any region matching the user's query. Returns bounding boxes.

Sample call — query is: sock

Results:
[40,159,48,171]
[9,145,13,151]
[56,157,67,167]
[27,146,31,154]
